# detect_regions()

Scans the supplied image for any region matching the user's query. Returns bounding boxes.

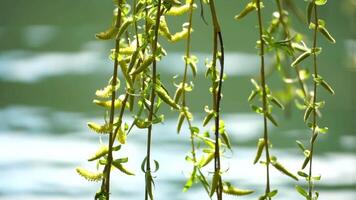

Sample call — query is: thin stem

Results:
[275,0,307,98]
[308,4,319,198]
[208,0,224,199]
[144,0,162,199]
[256,1,271,198]
[102,0,123,198]
[182,0,197,163]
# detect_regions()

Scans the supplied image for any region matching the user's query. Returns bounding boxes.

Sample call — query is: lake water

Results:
[0,0,355,199]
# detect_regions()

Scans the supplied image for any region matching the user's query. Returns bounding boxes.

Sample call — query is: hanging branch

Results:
[255,1,272,198]
[293,1,335,199]
[207,0,224,199]
[144,0,162,199]
[100,0,123,198]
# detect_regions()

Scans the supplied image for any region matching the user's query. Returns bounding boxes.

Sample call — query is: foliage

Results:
[76,0,335,199]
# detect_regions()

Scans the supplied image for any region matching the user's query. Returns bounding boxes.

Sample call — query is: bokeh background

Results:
[0,0,355,199]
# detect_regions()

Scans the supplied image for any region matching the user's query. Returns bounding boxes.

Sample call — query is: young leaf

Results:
[209,171,220,197]
[291,51,311,67]
[203,112,214,127]
[266,112,278,126]
[117,126,126,144]
[297,171,309,178]
[254,138,265,164]
[295,185,308,198]
[234,2,256,20]
[154,84,180,109]
[248,90,258,102]
[267,189,278,198]
[130,55,155,75]
[304,105,313,122]
[307,2,314,24]
[320,79,335,95]
[301,156,310,169]
[199,152,214,167]
[177,112,185,133]
[296,140,306,152]
[183,167,197,192]
[271,160,298,181]
[318,26,336,44]
[112,160,135,176]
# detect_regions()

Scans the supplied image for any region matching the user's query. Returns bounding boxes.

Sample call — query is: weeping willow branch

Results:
[208,0,224,199]
[144,0,162,199]
[101,0,123,197]
[256,0,271,198]
[182,0,197,166]
[308,4,319,198]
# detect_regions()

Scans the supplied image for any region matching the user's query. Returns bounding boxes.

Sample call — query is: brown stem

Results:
[144,1,162,199]
[208,0,224,199]
[308,3,319,198]
[256,1,271,198]
[101,0,123,198]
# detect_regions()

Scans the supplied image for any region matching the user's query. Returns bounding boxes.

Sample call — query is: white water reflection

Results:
[0,42,108,82]
[0,45,269,82]
[23,25,58,48]
[0,107,355,200]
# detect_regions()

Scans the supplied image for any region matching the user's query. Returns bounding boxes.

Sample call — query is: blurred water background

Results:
[0,0,355,199]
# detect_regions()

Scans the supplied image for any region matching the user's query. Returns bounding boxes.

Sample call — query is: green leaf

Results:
[301,156,310,170]
[112,160,135,176]
[267,189,278,197]
[295,185,308,198]
[271,160,298,181]
[221,131,232,149]
[153,160,160,172]
[116,17,133,39]
[183,167,196,192]
[203,112,214,127]
[251,105,263,114]
[296,140,306,152]
[130,55,155,75]
[199,152,214,167]
[318,26,336,43]
[297,171,309,178]
[270,96,284,109]
[266,113,278,127]
[320,79,335,95]
[304,105,313,122]
[291,51,311,67]
[307,2,314,24]
[234,2,261,20]
[154,84,180,110]
[209,171,220,197]
[254,138,265,164]
[177,112,185,133]
[248,90,258,102]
